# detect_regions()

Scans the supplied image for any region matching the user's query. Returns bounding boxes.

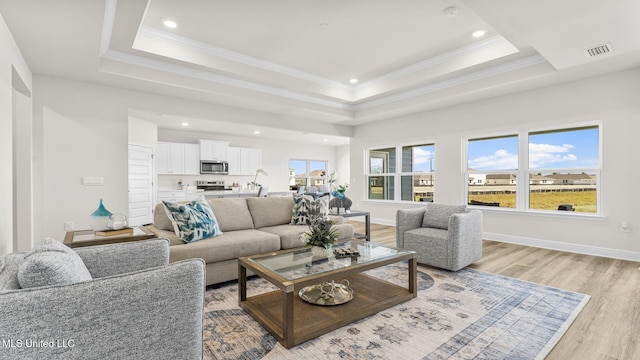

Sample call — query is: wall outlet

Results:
[620,221,630,233]
[64,221,74,231]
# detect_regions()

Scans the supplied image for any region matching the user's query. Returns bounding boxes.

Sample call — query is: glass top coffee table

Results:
[238,240,417,349]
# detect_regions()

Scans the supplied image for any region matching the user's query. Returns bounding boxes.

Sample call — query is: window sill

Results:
[466,205,606,220]
[363,200,606,220]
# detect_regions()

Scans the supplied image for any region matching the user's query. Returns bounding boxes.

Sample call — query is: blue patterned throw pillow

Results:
[291,193,329,225]
[163,195,222,243]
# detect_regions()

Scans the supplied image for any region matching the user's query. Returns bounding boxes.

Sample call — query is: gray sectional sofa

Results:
[145,196,354,285]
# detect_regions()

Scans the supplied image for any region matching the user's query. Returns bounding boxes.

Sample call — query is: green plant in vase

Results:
[300,201,338,250]
[301,217,339,249]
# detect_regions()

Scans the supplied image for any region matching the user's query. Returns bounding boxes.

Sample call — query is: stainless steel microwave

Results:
[200,161,228,174]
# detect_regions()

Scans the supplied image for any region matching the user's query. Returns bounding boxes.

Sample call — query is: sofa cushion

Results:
[247,197,295,228]
[18,238,92,289]
[207,198,255,231]
[259,224,309,250]
[422,203,467,230]
[163,195,222,243]
[0,253,25,290]
[291,194,329,225]
[169,229,280,263]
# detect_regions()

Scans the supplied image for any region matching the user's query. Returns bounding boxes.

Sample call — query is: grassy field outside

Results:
[371,185,596,212]
[469,191,596,212]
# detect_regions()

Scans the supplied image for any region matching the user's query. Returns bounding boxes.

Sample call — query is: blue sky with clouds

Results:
[468,127,599,170]
[411,145,435,172]
[289,160,326,175]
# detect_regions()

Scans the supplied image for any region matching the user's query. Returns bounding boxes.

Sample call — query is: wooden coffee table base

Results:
[239,256,417,349]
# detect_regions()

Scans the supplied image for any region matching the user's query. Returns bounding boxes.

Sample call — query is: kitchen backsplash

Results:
[157,174,256,189]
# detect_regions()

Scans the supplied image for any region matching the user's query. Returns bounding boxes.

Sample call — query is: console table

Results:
[63,226,156,248]
[332,210,370,241]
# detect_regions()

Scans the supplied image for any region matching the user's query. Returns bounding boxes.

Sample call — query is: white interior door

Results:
[128,144,154,226]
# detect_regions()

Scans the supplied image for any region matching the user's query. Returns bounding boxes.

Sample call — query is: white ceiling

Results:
[1,0,640,145]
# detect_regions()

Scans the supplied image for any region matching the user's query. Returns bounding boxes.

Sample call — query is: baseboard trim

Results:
[371,217,395,226]
[484,232,640,262]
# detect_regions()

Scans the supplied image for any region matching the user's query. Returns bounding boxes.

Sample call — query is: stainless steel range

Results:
[196,180,226,191]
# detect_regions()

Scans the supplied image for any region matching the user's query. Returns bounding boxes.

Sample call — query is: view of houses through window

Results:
[466,125,600,213]
[288,159,327,191]
[367,143,435,202]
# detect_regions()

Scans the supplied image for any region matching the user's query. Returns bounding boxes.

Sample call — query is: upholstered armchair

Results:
[0,239,205,359]
[396,203,483,271]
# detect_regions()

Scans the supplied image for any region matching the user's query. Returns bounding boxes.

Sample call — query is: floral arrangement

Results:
[327,170,350,199]
[331,183,349,199]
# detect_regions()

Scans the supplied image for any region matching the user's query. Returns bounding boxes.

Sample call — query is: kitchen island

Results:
[156,188,293,203]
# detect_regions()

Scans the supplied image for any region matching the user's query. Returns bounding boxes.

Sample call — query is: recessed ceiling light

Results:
[254,130,260,135]
[349,78,359,84]
[323,139,328,142]
[181,122,189,127]
[472,30,486,38]
[163,20,178,29]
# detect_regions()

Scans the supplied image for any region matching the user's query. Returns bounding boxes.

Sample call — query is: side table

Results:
[332,210,370,241]
[63,226,156,248]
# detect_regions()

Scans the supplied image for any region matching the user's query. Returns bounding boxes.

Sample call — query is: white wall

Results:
[350,69,640,260]
[33,77,130,242]
[32,76,344,240]
[157,129,338,192]
[128,116,157,147]
[1,14,32,255]
[335,144,351,188]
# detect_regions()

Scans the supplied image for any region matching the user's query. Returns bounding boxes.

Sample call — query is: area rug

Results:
[202,264,589,359]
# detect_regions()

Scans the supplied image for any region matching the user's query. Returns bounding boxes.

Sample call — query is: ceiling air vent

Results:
[584,43,613,57]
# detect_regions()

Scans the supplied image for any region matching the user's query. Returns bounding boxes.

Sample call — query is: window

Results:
[367,143,435,202]
[467,135,518,208]
[289,159,327,191]
[527,127,599,213]
[465,124,600,214]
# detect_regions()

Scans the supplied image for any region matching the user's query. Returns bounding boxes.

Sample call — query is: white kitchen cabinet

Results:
[241,148,262,175]
[157,191,186,204]
[156,142,185,174]
[199,140,229,161]
[157,190,199,204]
[184,144,200,175]
[227,146,262,175]
[156,142,199,175]
[227,147,242,175]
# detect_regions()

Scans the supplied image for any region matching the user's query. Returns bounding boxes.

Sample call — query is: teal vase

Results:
[89,199,112,231]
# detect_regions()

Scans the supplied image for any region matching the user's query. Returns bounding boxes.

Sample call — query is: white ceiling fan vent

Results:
[584,43,613,57]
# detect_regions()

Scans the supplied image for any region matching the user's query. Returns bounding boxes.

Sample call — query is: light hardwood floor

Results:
[347,220,640,360]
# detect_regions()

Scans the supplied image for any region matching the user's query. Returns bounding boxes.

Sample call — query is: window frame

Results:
[463,122,602,216]
[365,141,436,203]
[288,159,328,191]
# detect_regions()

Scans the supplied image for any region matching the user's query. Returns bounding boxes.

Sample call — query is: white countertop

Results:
[157,187,257,194]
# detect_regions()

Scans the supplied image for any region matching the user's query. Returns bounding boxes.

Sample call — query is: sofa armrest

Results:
[396,208,426,248]
[448,210,483,250]
[0,259,205,360]
[74,238,170,278]
[144,225,185,246]
[327,215,344,224]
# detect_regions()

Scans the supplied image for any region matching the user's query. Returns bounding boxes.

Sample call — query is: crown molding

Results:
[99,0,548,117]
[100,0,118,56]
[100,49,354,111]
[355,35,514,90]
[355,54,547,110]
[138,25,353,91]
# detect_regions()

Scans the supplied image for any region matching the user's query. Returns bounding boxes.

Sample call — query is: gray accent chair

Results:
[0,239,205,360]
[396,203,483,271]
